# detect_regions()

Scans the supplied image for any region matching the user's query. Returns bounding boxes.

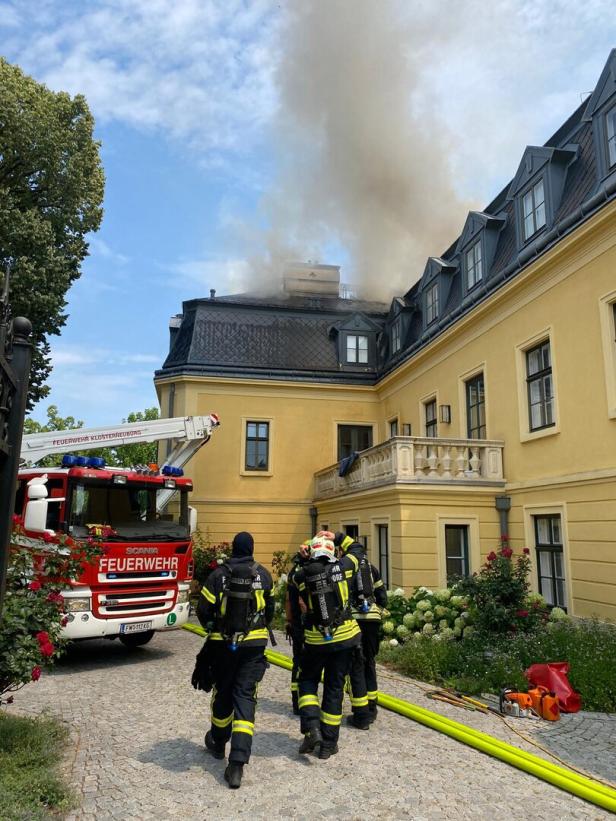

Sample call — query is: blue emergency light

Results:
[61,454,106,469]
[162,465,184,477]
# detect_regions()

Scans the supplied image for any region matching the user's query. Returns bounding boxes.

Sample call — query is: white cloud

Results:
[88,237,129,265]
[165,257,251,294]
[1,0,280,166]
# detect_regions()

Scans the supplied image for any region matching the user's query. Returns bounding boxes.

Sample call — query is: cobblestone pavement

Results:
[11,628,614,821]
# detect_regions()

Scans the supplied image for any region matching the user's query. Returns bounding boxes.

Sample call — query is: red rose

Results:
[61,616,69,627]
[523,548,530,555]
[36,631,50,644]
[40,642,55,657]
[31,666,42,681]
[28,580,42,591]
[501,533,509,541]
[487,551,497,562]
[515,610,529,618]
[42,532,54,543]
[208,560,218,569]
[501,547,513,558]
[12,514,23,525]
[46,591,64,605]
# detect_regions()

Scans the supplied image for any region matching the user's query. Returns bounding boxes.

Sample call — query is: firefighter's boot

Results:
[368,702,378,724]
[318,743,339,760]
[205,731,226,760]
[346,714,370,730]
[298,725,322,754]
[224,762,243,789]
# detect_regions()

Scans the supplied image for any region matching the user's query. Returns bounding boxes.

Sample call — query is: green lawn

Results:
[0,712,73,820]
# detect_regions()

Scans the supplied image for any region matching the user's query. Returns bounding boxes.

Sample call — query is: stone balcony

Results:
[313,436,506,500]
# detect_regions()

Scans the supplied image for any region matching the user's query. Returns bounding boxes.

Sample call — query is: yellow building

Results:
[156,51,616,621]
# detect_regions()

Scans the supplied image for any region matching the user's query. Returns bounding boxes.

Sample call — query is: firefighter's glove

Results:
[191,644,214,692]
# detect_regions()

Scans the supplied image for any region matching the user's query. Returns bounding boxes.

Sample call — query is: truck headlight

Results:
[177,589,190,604]
[65,597,91,612]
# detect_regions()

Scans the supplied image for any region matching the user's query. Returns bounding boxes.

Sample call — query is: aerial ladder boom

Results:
[20,414,220,468]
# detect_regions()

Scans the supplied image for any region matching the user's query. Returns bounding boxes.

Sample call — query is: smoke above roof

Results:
[240,1,472,301]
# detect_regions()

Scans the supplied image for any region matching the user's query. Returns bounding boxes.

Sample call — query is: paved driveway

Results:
[11,628,612,820]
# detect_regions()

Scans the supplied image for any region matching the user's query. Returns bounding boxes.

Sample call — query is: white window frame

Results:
[465,240,483,290]
[522,178,547,241]
[391,319,401,354]
[371,516,392,588]
[436,516,480,589]
[607,105,616,169]
[514,328,560,442]
[599,288,616,419]
[522,503,573,614]
[426,281,439,325]
[457,362,488,439]
[388,416,399,438]
[332,419,378,463]
[240,416,274,477]
[346,333,369,364]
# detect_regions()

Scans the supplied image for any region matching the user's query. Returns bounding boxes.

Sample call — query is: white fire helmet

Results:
[311,535,336,562]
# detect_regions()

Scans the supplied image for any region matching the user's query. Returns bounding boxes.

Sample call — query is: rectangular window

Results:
[607,107,616,168]
[465,240,483,290]
[522,178,547,240]
[424,399,437,437]
[389,419,398,438]
[392,320,401,353]
[534,515,567,610]
[465,373,486,438]
[245,421,269,470]
[426,282,439,324]
[377,524,389,588]
[526,340,554,431]
[337,424,373,460]
[346,334,369,364]
[344,524,359,539]
[402,423,412,436]
[445,525,470,583]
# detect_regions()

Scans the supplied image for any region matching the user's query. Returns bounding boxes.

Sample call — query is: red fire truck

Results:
[15,414,219,646]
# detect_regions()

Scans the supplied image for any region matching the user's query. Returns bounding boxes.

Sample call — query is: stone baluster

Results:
[441,444,452,479]
[427,444,439,477]
[414,444,427,476]
[455,446,467,479]
[469,446,480,478]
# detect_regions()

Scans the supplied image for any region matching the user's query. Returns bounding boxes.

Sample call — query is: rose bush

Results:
[190,529,229,588]
[1,520,101,703]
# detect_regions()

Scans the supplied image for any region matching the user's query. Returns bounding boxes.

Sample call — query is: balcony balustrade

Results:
[314,436,505,500]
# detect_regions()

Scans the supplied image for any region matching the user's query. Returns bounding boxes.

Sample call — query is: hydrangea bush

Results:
[1,520,101,704]
[380,537,552,649]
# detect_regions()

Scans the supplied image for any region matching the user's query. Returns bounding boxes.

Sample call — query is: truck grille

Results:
[94,588,175,618]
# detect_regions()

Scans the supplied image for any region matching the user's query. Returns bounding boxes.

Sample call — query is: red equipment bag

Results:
[524,662,582,713]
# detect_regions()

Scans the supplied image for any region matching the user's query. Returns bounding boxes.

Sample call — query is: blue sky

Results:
[0,0,614,427]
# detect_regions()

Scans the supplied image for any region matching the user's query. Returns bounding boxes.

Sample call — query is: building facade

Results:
[156,51,616,621]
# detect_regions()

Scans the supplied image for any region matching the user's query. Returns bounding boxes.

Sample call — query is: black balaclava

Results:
[232,531,254,558]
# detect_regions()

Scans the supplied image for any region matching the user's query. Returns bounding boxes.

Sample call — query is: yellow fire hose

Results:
[182,624,616,813]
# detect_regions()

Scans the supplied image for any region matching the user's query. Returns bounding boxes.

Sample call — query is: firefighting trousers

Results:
[208,643,268,764]
[347,643,370,724]
[290,626,304,708]
[298,646,354,748]
[358,620,380,708]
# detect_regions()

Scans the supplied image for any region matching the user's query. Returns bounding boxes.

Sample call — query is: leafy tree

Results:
[0,58,105,407]
[23,406,160,467]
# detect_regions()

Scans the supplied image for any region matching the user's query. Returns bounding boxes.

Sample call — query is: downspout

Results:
[309,505,318,536]
[495,495,511,540]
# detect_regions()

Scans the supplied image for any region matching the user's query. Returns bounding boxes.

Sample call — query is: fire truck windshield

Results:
[67,481,190,541]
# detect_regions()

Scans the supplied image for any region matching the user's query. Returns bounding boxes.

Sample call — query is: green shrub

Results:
[191,530,229,586]
[378,618,616,712]
[0,712,73,820]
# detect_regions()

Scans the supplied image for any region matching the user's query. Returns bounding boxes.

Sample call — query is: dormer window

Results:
[346,334,368,364]
[465,240,483,290]
[392,319,401,353]
[607,106,616,167]
[522,178,546,240]
[426,281,439,324]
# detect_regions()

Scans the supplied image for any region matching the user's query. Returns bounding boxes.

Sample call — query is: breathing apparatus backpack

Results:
[219,562,262,650]
[354,553,375,613]
[303,559,349,641]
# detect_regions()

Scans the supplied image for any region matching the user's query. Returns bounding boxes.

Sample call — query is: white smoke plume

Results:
[243,1,473,301]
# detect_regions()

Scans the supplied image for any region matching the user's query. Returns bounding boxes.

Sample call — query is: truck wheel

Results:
[119,630,155,648]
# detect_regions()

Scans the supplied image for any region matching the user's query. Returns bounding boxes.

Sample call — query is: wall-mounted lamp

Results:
[439,404,451,424]
[402,423,412,436]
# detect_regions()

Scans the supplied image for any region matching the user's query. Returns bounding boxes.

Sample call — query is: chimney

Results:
[168,314,182,351]
[210,288,216,299]
[282,262,340,297]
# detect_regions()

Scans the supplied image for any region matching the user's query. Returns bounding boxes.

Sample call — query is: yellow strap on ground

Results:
[182,623,616,814]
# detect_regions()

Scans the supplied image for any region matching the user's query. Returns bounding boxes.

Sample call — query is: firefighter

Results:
[289,531,360,759]
[285,540,311,715]
[334,532,388,726]
[196,531,274,789]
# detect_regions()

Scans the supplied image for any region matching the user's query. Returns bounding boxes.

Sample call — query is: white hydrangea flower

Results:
[389,638,400,647]
[392,587,405,597]
[279,573,288,584]
[403,613,416,628]
[549,607,569,621]
[454,617,464,630]
[439,619,449,630]
[434,588,451,602]
[382,620,395,635]
[441,627,455,640]
[396,625,409,639]
[416,599,431,612]
[422,623,434,636]
[423,610,434,622]
[463,625,475,638]
[453,625,462,638]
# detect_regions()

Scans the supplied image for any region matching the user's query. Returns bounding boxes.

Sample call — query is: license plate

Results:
[120,621,152,634]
